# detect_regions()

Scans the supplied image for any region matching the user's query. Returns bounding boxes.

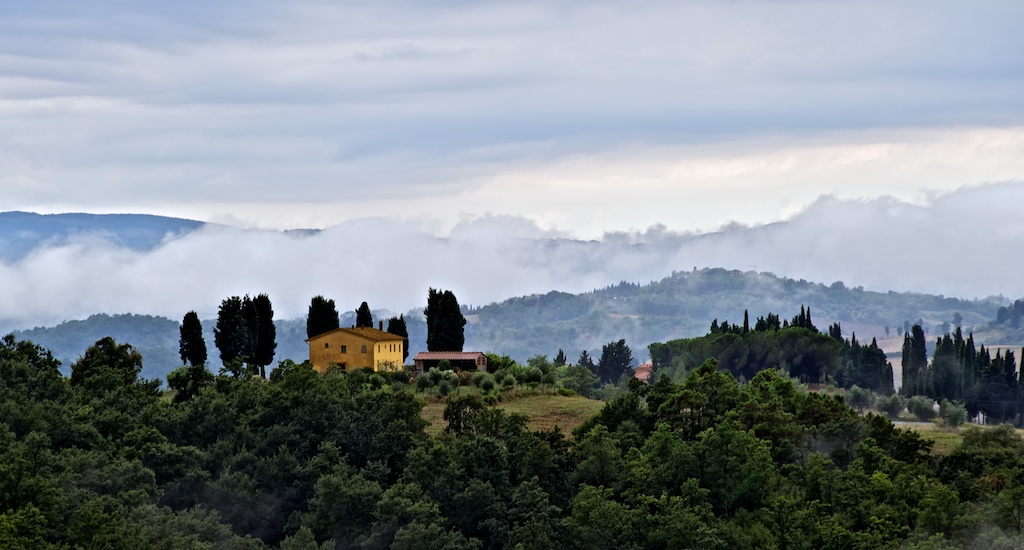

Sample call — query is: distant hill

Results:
[0,211,206,262]
[7,268,1007,383]
[463,268,1001,362]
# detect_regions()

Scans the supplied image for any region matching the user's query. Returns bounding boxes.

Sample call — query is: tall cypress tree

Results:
[356,302,373,328]
[307,295,340,338]
[386,314,410,363]
[178,310,207,367]
[425,288,467,352]
[252,294,276,378]
[214,296,248,368]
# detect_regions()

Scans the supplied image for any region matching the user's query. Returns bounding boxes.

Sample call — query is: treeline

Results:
[6,332,1024,547]
[649,307,894,393]
[902,324,1024,425]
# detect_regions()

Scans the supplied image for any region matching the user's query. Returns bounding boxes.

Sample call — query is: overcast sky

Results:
[1,0,1022,237]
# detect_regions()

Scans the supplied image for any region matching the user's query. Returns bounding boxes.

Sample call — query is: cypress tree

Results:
[425,288,466,352]
[214,296,248,368]
[356,301,373,328]
[252,294,276,378]
[178,310,207,367]
[386,314,409,363]
[307,295,340,338]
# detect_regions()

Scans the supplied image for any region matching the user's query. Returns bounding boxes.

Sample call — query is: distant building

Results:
[306,326,405,373]
[413,351,487,372]
[634,362,653,383]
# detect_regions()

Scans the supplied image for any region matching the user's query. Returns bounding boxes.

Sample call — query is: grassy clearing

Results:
[420,391,605,438]
[899,422,1024,455]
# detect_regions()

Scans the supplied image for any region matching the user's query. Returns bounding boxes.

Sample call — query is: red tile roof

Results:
[634,362,653,382]
[413,351,486,361]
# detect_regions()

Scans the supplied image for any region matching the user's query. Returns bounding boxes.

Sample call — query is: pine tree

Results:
[178,310,207,367]
[356,301,373,328]
[307,295,340,338]
[554,349,567,367]
[597,339,633,384]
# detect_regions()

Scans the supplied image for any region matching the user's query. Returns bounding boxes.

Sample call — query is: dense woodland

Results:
[6,326,1024,549]
[649,307,893,395]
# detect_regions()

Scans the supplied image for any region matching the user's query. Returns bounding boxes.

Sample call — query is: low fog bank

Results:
[1,182,1021,331]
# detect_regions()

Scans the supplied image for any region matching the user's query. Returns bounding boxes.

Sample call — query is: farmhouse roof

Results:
[413,351,486,361]
[305,327,406,343]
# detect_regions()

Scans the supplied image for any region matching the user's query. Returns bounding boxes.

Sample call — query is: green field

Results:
[420,391,606,437]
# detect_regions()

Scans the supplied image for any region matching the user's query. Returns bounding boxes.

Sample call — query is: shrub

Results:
[941,400,968,428]
[907,395,937,422]
[437,359,453,372]
[438,380,453,396]
[391,370,411,384]
[416,375,433,391]
[501,376,516,389]
[523,367,543,385]
[845,386,875,413]
[369,375,385,390]
[876,394,906,419]
[480,378,496,393]
[428,369,445,385]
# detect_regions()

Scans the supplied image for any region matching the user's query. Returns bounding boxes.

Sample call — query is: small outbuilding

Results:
[633,362,653,383]
[413,351,487,372]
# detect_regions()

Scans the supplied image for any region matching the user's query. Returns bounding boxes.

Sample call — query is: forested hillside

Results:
[465,268,999,361]
[5,332,1024,548]
[11,269,1005,381]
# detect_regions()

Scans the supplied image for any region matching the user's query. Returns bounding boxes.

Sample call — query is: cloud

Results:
[1,182,1022,331]
[0,0,1021,225]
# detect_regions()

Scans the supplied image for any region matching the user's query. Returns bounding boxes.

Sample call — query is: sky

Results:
[0,0,1022,237]
[1,1,1024,328]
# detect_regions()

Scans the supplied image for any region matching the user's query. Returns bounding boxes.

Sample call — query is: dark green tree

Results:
[70,336,145,393]
[901,324,928,396]
[425,288,466,352]
[167,364,213,403]
[178,310,207,367]
[214,296,249,366]
[578,350,595,371]
[596,339,633,384]
[306,295,340,338]
[252,293,276,378]
[356,301,373,328]
[554,349,567,367]
[386,315,410,363]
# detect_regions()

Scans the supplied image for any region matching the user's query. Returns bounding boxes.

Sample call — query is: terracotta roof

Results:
[634,362,653,382]
[305,327,406,343]
[413,351,486,361]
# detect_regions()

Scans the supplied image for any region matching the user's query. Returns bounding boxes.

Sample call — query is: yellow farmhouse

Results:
[306,327,405,373]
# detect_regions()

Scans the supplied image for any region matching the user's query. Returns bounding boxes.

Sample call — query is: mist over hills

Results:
[0,211,205,263]
[1,183,1023,374]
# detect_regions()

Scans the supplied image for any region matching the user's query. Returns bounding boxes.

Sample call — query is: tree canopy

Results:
[306,295,340,339]
[425,288,467,352]
[355,301,373,328]
[178,310,207,367]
